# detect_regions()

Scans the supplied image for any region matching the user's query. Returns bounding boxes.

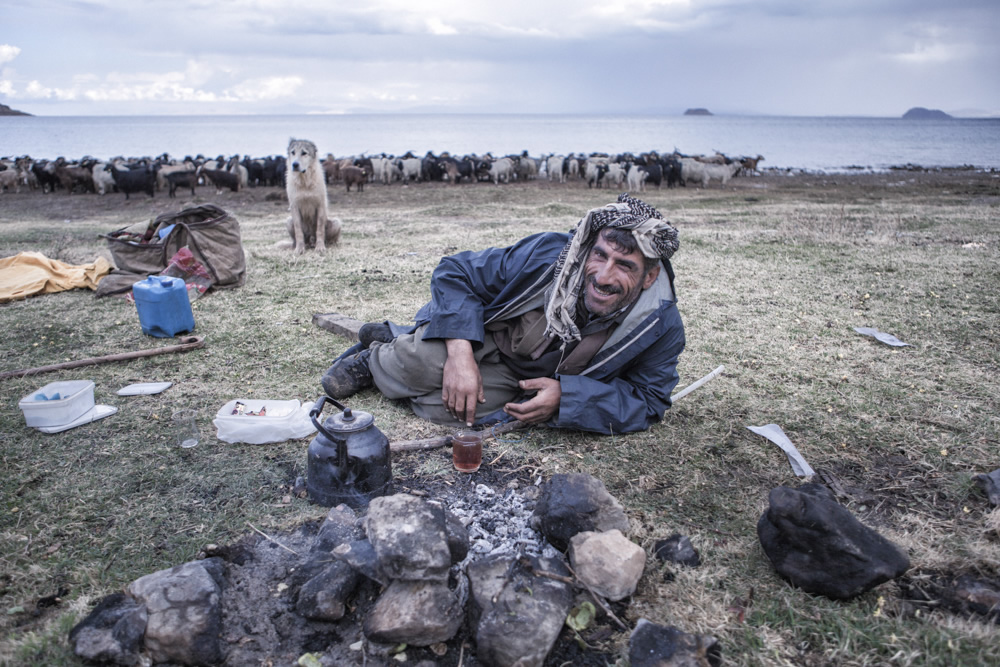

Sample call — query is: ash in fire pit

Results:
[449,481,560,561]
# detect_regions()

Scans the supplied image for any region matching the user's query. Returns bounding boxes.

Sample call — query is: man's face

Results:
[582,231,661,317]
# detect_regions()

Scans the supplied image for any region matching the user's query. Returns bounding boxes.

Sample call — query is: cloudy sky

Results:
[2,0,998,117]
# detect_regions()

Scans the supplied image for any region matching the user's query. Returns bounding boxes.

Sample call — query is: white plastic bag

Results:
[213,399,317,444]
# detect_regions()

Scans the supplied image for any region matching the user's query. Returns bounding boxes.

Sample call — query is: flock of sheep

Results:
[0,150,765,197]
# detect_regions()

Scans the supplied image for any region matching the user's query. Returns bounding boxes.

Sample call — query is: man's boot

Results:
[358,322,394,349]
[321,349,373,399]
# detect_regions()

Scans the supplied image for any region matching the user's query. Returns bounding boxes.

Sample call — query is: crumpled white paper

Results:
[747,423,815,477]
[854,327,910,347]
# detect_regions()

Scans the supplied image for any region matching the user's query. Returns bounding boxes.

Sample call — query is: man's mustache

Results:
[589,276,623,295]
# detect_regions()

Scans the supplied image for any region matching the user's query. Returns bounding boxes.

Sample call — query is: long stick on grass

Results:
[390,418,527,452]
[0,335,206,380]
[671,364,725,402]
[389,365,725,452]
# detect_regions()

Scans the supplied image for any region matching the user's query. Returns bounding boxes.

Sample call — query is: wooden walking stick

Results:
[0,335,206,380]
[388,365,725,452]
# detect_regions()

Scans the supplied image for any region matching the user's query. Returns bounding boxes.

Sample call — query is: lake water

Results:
[3,113,999,172]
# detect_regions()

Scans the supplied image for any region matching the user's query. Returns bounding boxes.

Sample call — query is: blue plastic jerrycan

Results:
[132,276,196,337]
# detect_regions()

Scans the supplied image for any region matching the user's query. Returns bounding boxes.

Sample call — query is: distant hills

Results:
[902,107,953,120]
[0,103,31,116]
[683,108,713,116]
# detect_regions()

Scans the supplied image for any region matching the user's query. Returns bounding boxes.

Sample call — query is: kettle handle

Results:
[309,396,351,471]
[310,395,357,441]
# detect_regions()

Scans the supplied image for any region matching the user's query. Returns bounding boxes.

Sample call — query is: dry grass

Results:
[1,170,999,665]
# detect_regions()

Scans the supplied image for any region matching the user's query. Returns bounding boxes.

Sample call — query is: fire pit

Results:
[69,464,647,666]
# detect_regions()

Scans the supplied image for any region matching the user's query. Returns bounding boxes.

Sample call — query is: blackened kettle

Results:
[306,396,392,508]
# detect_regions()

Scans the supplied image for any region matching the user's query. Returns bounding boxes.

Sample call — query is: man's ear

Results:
[642,264,661,290]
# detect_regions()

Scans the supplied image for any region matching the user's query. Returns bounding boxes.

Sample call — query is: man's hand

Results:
[504,377,561,424]
[442,339,485,426]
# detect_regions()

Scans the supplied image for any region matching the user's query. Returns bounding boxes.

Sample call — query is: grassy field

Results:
[1,169,999,665]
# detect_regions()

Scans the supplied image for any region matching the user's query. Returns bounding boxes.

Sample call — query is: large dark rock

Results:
[293,505,365,620]
[444,508,471,563]
[757,483,910,600]
[128,558,225,666]
[311,504,363,552]
[68,593,148,666]
[365,493,453,582]
[653,534,701,567]
[629,618,721,667]
[363,579,465,646]
[295,559,362,621]
[532,473,629,551]
[333,538,388,585]
[469,554,575,667]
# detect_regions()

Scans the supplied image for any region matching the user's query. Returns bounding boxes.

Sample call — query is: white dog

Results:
[285,138,342,254]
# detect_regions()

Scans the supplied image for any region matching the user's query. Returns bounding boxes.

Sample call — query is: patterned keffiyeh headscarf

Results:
[544,192,679,343]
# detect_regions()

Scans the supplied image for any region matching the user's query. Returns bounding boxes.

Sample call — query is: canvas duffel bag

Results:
[101,204,246,292]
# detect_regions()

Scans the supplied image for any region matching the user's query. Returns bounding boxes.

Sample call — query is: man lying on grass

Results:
[322,193,685,434]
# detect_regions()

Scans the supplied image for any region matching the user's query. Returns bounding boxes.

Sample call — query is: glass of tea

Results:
[452,428,483,473]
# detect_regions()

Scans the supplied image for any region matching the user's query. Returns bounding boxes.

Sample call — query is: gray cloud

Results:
[2,0,998,116]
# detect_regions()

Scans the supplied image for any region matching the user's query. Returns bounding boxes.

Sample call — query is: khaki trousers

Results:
[369,324,522,426]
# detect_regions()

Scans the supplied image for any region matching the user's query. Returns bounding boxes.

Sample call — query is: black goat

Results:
[198,167,240,193]
[108,164,155,199]
[164,170,199,198]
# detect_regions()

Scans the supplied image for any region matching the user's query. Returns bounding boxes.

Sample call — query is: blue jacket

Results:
[415,231,685,434]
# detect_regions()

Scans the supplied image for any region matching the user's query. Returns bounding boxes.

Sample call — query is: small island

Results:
[0,103,32,116]
[902,107,952,120]
[684,108,713,116]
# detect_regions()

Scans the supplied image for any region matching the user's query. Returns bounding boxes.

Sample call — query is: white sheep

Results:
[626,164,649,192]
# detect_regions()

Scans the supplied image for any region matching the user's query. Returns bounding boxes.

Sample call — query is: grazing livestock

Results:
[640,163,664,189]
[322,156,341,184]
[584,160,609,188]
[678,158,709,188]
[514,154,538,181]
[694,152,728,165]
[626,164,649,192]
[741,154,765,176]
[197,166,240,194]
[156,161,197,191]
[0,168,23,193]
[242,156,267,187]
[353,156,374,183]
[489,157,514,185]
[679,157,741,188]
[602,162,626,189]
[566,155,582,180]
[165,170,199,198]
[398,158,422,183]
[439,157,476,184]
[55,163,95,194]
[341,165,367,192]
[662,157,682,187]
[224,156,249,189]
[546,155,566,183]
[91,162,117,195]
[421,154,446,182]
[109,164,156,199]
[703,160,743,187]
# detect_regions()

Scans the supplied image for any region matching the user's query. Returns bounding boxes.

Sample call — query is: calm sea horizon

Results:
[3,113,999,173]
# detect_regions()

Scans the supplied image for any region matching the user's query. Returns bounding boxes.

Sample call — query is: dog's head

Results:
[288,139,319,173]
